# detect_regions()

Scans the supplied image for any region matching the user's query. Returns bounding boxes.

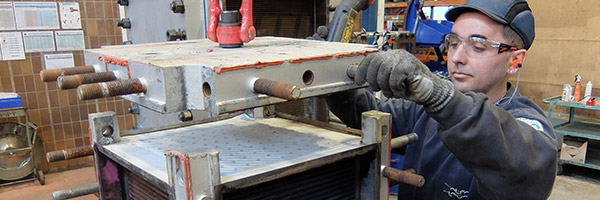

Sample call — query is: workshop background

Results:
[0,0,600,199]
[0,0,134,174]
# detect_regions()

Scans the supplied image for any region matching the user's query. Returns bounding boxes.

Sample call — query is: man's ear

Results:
[508,49,527,74]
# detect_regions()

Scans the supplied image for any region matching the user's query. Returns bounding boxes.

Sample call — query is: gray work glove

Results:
[306,25,329,40]
[356,49,455,113]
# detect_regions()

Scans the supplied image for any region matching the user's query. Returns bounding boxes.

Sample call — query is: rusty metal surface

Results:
[382,167,425,187]
[46,146,93,162]
[77,79,147,100]
[83,37,376,114]
[101,114,367,187]
[252,78,300,100]
[40,66,95,82]
[57,72,117,89]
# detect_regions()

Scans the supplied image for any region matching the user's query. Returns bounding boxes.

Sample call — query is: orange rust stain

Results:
[104,56,129,66]
[335,49,379,58]
[215,61,285,74]
[288,55,333,63]
[103,55,131,79]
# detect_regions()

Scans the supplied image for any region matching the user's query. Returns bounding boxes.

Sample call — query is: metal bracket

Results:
[360,110,391,200]
[89,112,120,145]
[165,149,220,200]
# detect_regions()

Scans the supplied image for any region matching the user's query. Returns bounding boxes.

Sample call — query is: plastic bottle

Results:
[585,81,593,99]
[573,75,582,101]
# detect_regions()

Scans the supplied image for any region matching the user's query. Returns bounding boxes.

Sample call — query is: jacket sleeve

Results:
[429,89,558,200]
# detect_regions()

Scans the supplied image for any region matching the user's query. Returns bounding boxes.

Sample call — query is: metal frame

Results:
[89,110,395,199]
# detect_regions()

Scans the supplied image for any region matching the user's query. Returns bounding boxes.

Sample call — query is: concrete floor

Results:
[0,165,599,200]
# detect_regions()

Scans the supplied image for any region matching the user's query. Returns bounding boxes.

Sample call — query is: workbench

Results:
[543,96,600,170]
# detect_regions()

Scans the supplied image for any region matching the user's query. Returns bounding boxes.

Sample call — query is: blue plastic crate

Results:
[0,96,22,109]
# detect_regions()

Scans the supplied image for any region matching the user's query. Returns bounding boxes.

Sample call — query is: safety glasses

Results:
[444,33,520,57]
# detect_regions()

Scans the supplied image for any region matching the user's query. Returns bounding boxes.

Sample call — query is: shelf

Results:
[385,0,467,9]
[559,147,600,171]
[543,96,600,111]
[544,95,600,170]
[554,122,600,140]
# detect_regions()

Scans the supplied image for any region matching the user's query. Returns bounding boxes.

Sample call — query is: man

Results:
[327,0,557,199]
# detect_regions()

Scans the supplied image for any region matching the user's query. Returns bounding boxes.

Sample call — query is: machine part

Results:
[392,32,417,54]
[76,78,147,100]
[165,149,220,200]
[178,110,193,122]
[57,72,118,90]
[38,170,44,185]
[127,105,140,115]
[275,112,361,136]
[83,37,376,114]
[166,29,187,41]
[381,166,425,187]
[169,0,185,13]
[391,133,419,150]
[52,182,100,200]
[117,18,131,29]
[0,122,43,181]
[217,10,243,48]
[117,0,129,6]
[360,110,391,199]
[89,112,120,146]
[46,146,94,162]
[207,0,256,47]
[252,78,301,100]
[327,0,372,42]
[40,66,95,82]
[347,64,358,79]
[92,113,379,199]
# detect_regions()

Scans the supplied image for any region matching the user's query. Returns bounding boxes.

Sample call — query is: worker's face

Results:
[447,12,511,95]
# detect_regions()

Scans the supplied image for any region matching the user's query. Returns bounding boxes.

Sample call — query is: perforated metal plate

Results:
[103,115,364,185]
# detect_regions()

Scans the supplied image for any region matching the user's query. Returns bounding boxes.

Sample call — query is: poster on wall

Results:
[13,2,59,30]
[0,2,16,30]
[0,32,25,60]
[59,2,81,29]
[43,53,74,70]
[55,30,84,51]
[22,31,55,52]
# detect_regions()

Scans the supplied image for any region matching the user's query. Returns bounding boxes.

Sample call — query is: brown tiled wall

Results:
[0,0,135,173]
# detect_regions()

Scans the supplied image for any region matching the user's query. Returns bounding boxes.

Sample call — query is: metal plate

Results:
[84,37,376,114]
[102,115,365,185]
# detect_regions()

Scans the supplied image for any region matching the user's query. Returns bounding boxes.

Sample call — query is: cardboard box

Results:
[560,136,588,164]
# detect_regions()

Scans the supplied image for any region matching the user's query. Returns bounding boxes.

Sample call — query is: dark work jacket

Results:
[327,85,557,200]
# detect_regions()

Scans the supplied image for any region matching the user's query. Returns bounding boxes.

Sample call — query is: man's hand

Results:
[306,26,329,41]
[356,49,455,112]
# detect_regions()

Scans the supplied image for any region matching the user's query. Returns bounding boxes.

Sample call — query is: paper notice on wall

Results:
[0,2,16,30]
[13,2,59,30]
[59,2,81,29]
[55,30,84,51]
[0,32,25,60]
[22,31,55,52]
[43,53,74,70]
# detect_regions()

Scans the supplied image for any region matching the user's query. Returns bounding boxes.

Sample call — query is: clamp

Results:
[207,0,256,48]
